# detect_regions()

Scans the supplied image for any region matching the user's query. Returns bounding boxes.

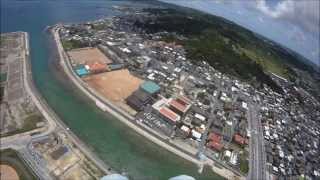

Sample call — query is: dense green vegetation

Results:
[0,149,37,180]
[0,72,7,82]
[132,7,318,92]
[0,86,4,101]
[239,152,249,174]
[61,39,85,50]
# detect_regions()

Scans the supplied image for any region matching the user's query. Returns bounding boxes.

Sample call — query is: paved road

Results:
[198,95,217,154]
[247,101,266,180]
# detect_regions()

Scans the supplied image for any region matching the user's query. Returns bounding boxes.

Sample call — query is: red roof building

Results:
[169,100,187,113]
[177,96,192,105]
[207,132,224,151]
[159,107,181,124]
[88,62,107,73]
[169,96,191,115]
[233,134,248,145]
[208,141,224,151]
[208,132,221,142]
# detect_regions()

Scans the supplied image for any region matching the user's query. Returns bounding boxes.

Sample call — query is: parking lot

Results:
[136,111,174,137]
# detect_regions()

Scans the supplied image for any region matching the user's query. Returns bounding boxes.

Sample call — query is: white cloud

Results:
[288,26,307,43]
[255,0,320,36]
[160,0,320,64]
[256,0,294,18]
[258,16,264,23]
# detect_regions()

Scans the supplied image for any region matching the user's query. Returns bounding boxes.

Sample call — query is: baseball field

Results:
[83,69,143,102]
[68,47,112,65]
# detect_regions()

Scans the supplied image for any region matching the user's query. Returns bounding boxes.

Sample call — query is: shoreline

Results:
[2,31,115,176]
[52,24,244,180]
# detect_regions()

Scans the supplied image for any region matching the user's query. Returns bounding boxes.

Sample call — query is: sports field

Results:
[0,149,37,180]
[68,47,112,65]
[0,164,20,180]
[83,69,143,102]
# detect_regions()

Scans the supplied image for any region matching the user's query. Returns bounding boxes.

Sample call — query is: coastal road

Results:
[247,102,266,180]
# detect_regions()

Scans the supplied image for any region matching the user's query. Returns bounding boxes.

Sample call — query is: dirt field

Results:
[68,47,112,65]
[83,69,143,102]
[60,164,92,180]
[0,164,20,180]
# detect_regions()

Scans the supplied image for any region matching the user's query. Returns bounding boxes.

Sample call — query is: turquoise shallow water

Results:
[1,1,223,179]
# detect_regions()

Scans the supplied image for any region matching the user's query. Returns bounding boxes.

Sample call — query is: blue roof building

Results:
[76,67,89,77]
[108,64,123,71]
[140,81,160,95]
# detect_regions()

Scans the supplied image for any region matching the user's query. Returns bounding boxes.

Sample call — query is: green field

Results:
[0,149,37,180]
[61,39,84,50]
[240,48,289,78]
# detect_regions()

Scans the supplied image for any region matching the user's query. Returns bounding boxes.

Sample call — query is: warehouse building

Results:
[126,89,152,111]
[126,95,144,111]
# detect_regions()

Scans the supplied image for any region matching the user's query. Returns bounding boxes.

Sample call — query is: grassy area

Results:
[0,72,7,82]
[23,114,43,130]
[299,175,307,180]
[92,23,108,30]
[0,114,43,137]
[239,151,249,174]
[240,48,289,79]
[0,149,37,180]
[61,39,84,50]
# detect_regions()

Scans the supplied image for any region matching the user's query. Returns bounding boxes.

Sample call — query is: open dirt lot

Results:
[59,163,92,180]
[83,69,143,102]
[0,164,20,180]
[68,47,112,65]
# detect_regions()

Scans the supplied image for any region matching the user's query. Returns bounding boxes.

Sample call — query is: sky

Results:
[160,0,320,66]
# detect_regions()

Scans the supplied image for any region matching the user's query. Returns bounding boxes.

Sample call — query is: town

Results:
[57,7,320,180]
